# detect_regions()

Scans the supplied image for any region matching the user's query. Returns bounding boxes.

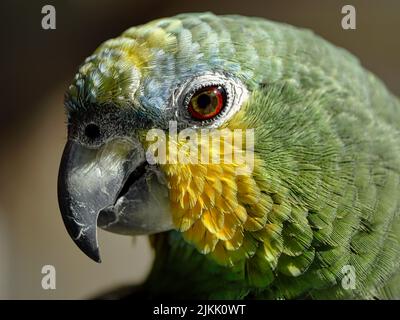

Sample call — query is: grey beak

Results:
[57,139,144,263]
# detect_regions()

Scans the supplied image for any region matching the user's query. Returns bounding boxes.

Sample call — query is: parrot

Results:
[57,12,400,299]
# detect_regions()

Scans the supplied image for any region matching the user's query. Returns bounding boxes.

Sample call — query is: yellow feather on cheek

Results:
[161,129,272,264]
[147,107,294,268]
[201,207,224,234]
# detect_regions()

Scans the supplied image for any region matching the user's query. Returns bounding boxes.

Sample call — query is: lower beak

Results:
[57,138,145,262]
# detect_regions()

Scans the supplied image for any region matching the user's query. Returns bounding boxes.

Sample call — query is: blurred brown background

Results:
[0,0,399,299]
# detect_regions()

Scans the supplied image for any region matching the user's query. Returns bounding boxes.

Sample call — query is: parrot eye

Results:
[175,72,249,128]
[187,86,226,120]
[84,123,101,141]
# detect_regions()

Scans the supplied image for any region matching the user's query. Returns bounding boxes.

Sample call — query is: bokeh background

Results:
[0,0,399,299]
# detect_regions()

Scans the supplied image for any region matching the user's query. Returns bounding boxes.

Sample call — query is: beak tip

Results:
[92,251,102,263]
[74,239,102,263]
[93,256,102,264]
[87,249,102,263]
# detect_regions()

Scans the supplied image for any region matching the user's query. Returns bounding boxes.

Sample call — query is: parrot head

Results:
[59,13,341,280]
[58,13,257,263]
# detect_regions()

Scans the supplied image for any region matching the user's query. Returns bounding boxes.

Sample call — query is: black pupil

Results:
[197,93,211,109]
[85,123,100,140]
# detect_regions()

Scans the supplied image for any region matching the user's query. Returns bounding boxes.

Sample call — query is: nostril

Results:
[84,123,100,140]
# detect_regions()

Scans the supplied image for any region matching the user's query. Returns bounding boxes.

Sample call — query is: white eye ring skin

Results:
[169,72,249,128]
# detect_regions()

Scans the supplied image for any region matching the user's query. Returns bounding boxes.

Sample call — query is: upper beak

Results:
[57,138,144,263]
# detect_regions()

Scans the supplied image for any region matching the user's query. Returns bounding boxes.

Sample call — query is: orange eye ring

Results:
[187,85,226,120]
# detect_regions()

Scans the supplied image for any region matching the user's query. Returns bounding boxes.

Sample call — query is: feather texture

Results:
[67,12,400,299]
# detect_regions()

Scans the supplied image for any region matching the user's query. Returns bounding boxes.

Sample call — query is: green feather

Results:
[70,12,400,299]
